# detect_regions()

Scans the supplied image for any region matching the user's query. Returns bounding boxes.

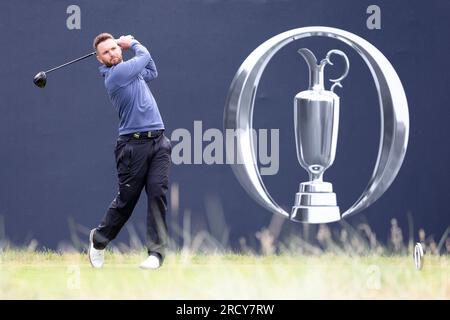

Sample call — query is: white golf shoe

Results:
[139,254,161,270]
[88,229,105,269]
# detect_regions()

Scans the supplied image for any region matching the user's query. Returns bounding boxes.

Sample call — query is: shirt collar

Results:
[98,64,110,77]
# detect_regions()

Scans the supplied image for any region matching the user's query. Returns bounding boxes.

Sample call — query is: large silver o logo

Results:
[223,27,409,223]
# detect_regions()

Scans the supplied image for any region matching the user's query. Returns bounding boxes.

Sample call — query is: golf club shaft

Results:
[45,51,96,74]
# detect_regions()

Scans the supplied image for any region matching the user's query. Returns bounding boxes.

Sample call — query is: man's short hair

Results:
[93,33,114,50]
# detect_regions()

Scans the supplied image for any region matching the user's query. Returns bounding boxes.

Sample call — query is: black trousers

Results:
[93,132,171,260]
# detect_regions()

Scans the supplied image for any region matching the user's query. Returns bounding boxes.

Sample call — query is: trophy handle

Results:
[321,49,350,92]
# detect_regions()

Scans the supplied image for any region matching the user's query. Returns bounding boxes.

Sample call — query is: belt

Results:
[123,130,164,139]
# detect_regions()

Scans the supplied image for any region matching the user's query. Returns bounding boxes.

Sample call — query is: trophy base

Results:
[290,205,340,224]
[290,181,341,224]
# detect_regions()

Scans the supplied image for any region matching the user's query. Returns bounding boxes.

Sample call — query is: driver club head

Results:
[33,71,47,88]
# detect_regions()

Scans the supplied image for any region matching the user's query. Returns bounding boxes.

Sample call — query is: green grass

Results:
[0,250,448,299]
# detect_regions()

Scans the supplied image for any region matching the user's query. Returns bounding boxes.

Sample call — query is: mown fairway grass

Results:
[0,250,448,299]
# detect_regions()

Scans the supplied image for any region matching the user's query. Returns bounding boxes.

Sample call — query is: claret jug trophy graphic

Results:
[291,48,349,223]
[224,27,409,224]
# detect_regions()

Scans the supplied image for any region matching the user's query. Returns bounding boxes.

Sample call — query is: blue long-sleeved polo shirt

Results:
[99,40,164,135]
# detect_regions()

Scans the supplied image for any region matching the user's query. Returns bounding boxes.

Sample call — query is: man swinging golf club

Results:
[89,33,171,269]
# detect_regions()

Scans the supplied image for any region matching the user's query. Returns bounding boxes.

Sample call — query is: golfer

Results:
[88,33,171,269]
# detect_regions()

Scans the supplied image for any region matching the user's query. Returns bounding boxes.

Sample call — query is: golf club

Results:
[33,51,96,88]
[33,37,133,88]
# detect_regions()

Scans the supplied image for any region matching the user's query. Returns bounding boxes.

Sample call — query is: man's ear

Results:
[95,53,103,64]
[117,46,123,56]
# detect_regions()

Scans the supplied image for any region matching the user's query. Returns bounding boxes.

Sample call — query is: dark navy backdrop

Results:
[0,0,449,249]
